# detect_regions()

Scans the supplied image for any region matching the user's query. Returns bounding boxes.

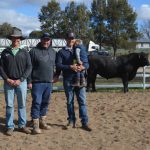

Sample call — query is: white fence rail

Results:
[0,66,150,92]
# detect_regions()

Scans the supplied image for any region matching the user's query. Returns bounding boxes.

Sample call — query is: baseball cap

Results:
[41,33,51,39]
[67,32,75,39]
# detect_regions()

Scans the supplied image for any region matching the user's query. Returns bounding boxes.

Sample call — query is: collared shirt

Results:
[12,48,20,56]
[65,46,73,52]
[10,45,21,56]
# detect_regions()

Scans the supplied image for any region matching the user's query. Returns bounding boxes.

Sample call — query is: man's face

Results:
[11,36,21,48]
[67,38,75,48]
[41,38,51,48]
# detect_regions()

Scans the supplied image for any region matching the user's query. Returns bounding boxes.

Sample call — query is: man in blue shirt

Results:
[55,32,91,131]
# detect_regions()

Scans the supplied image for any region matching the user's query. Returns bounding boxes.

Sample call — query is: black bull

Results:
[86,52,149,93]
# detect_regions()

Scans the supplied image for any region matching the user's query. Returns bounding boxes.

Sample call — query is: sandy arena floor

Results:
[0,90,150,150]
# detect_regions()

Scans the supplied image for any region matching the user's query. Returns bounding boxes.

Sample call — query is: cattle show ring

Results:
[0,38,150,150]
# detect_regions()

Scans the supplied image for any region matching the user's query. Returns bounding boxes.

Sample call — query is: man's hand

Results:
[14,79,21,86]
[77,64,85,71]
[27,83,32,89]
[7,78,15,86]
[70,64,78,72]
[52,76,59,83]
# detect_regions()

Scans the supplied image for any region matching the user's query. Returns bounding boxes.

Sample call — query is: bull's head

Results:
[139,52,149,66]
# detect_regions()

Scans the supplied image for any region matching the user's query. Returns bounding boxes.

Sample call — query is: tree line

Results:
[0,0,149,55]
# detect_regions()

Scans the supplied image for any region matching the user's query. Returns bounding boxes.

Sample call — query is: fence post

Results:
[143,66,146,89]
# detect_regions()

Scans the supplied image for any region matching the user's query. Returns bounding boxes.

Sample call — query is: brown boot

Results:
[5,128,14,136]
[32,119,42,134]
[81,124,92,132]
[18,127,31,134]
[40,116,51,130]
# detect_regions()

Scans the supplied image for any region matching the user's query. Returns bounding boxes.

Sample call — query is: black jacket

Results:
[0,47,32,81]
[28,43,56,83]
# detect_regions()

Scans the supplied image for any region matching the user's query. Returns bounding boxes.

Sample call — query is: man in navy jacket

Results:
[55,32,92,131]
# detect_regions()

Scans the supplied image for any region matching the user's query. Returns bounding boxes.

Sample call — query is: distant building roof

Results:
[136,38,150,43]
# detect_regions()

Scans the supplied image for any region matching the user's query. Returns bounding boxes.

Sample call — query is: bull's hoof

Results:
[86,89,90,92]
[86,88,96,92]
[91,90,97,92]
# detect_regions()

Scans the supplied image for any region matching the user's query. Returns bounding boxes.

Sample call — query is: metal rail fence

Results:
[52,66,150,91]
[1,66,150,92]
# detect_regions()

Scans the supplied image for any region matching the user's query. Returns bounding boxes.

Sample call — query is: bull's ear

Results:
[139,52,145,59]
[138,53,141,59]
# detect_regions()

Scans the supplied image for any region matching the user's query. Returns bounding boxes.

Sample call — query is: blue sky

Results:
[0,0,150,35]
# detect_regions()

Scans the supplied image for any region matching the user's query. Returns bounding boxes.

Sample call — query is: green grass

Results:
[0,80,3,88]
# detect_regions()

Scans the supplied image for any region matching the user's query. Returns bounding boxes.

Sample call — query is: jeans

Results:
[4,80,27,129]
[76,70,85,79]
[31,83,52,119]
[63,78,88,125]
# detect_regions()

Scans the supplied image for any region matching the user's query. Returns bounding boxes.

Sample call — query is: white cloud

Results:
[137,4,150,20]
[0,1,23,9]
[0,0,92,36]
[24,0,91,6]
[23,0,50,6]
[0,9,40,36]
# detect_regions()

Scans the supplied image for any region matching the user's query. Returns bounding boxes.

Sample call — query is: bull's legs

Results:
[91,74,97,92]
[86,72,97,92]
[122,78,129,93]
[86,75,93,92]
[86,78,91,92]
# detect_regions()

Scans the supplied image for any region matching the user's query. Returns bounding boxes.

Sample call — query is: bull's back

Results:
[88,55,121,79]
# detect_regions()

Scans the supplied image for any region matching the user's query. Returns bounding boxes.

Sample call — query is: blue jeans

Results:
[76,70,85,79]
[31,83,52,119]
[63,78,88,125]
[4,80,27,129]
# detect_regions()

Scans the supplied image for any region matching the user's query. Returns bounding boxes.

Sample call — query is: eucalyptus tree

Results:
[39,0,62,38]
[90,0,107,50]
[0,23,13,38]
[106,0,139,55]
[61,1,91,44]
[29,31,43,38]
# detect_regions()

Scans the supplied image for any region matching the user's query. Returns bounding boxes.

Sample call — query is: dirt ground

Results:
[0,90,150,150]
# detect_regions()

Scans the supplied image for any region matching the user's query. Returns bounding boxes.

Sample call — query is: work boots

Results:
[32,119,42,134]
[39,116,51,130]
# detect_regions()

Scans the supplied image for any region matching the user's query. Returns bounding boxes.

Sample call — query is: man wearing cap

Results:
[55,32,92,131]
[0,27,32,136]
[27,33,56,134]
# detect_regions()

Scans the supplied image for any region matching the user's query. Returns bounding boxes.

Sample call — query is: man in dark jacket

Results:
[28,33,56,134]
[0,27,32,136]
[55,32,92,131]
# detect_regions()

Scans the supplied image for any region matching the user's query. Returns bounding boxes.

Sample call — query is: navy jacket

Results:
[73,44,88,63]
[56,46,89,80]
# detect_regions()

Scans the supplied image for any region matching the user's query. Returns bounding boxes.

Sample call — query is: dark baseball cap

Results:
[67,32,75,39]
[41,33,51,39]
